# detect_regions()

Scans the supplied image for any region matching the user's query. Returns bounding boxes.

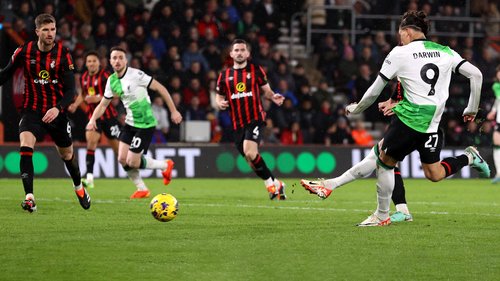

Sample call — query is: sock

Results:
[20,146,34,195]
[375,162,395,220]
[440,155,469,177]
[126,168,148,190]
[391,167,407,205]
[494,146,500,177]
[86,149,95,176]
[264,177,274,187]
[63,153,82,188]
[395,203,410,215]
[250,154,273,180]
[25,193,34,200]
[86,173,94,183]
[141,155,168,170]
[324,146,377,190]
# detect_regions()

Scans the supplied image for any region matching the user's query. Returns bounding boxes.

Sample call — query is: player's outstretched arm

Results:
[86,98,111,130]
[346,75,388,115]
[149,79,182,124]
[261,84,284,106]
[458,61,483,122]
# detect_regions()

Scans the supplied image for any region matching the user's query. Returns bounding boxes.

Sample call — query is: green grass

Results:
[0,178,499,281]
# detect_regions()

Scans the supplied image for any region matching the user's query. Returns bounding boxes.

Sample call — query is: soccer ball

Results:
[150,193,179,222]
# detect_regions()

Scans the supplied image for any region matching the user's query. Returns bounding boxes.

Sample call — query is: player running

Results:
[86,46,182,199]
[0,13,90,211]
[68,51,120,189]
[216,39,287,200]
[303,10,489,226]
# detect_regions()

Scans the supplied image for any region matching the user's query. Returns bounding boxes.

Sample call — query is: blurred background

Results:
[0,0,498,148]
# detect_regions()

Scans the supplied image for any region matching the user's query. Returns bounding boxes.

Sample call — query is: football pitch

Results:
[0,178,498,281]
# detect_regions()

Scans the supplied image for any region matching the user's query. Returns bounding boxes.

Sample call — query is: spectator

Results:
[183,78,210,108]
[313,100,336,143]
[77,23,95,52]
[236,10,259,37]
[262,118,280,144]
[220,0,240,24]
[108,24,127,48]
[299,98,316,143]
[57,20,76,51]
[203,43,223,71]
[276,80,298,107]
[185,96,207,121]
[182,41,210,72]
[254,0,281,44]
[351,120,374,146]
[292,64,310,94]
[151,96,170,143]
[127,25,147,56]
[185,61,206,84]
[147,27,167,59]
[280,121,304,145]
[197,13,220,39]
[270,62,295,92]
[146,58,168,86]
[94,22,109,48]
[325,117,354,146]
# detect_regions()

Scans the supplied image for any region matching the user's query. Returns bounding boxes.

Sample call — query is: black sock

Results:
[391,167,407,205]
[63,154,81,187]
[86,149,95,175]
[250,154,273,180]
[441,155,469,177]
[20,146,34,195]
[140,155,146,169]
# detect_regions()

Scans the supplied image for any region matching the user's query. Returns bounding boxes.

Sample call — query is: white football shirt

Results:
[104,67,157,128]
[380,39,465,133]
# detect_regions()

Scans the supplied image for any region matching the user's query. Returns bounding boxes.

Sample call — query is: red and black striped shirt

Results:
[216,63,268,130]
[8,41,75,114]
[80,69,118,120]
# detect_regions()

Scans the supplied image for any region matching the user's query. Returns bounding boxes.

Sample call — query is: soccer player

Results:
[68,51,120,189]
[86,46,182,199]
[305,10,489,226]
[0,13,90,212]
[302,94,413,223]
[487,65,500,183]
[216,39,287,200]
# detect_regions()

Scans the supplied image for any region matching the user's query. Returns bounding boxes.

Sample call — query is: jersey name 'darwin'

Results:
[413,51,441,59]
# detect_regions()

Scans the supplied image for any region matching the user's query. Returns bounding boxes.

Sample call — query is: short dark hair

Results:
[84,50,100,60]
[35,13,56,29]
[231,39,251,52]
[399,11,430,36]
[109,46,127,56]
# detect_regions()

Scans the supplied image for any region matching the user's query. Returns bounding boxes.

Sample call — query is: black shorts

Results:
[19,111,73,147]
[233,121,264,156]
[382,117,444,164]
[90,118,121,140]
[119,124,154,153]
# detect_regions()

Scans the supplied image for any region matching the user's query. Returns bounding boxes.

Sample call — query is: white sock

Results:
[126,169,148,190]
[494,148,500,177]
[375,165,395,220]
[143,156,168,170]
[25,193,34,200]
[324,148,377,190]
[86,173,94,183]
[273,178,282,188]
[74,183,82,190]
[264,177,274,187]
[395,203,410,214]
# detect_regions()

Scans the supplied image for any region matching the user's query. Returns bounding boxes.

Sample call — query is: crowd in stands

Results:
[0,0,499,147]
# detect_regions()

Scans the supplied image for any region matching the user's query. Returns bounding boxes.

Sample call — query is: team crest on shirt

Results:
[236,82,246,92]
[246,73,251,79]
[229,76,234,80]
[94,80,98,86]
[50,60,55,68]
